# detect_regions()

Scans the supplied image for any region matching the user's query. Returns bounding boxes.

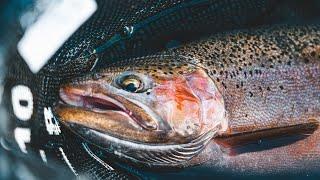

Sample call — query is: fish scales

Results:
[171,25,320,135]
[56,24,320,175]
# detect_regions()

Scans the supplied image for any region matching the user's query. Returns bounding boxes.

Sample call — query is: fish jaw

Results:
[56,67,227,144]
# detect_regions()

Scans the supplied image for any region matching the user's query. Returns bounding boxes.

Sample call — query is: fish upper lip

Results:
[58,86,158,130]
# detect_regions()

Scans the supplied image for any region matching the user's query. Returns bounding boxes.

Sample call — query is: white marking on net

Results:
[11,85,33,121]
[17,0,97,73]
[14,128,31,153]
[39,149,47,163]
[44,107,61,135]
[59,147,78,176]
[82,143,114,170]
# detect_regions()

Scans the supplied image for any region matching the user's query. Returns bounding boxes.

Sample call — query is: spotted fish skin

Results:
[59,25,320,173]
[170,25,320,136]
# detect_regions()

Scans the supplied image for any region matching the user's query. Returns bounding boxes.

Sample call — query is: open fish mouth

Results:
[58,86,161,136]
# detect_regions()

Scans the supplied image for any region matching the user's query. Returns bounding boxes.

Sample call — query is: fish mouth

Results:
[57,84,175,143]
[59,86,152,128]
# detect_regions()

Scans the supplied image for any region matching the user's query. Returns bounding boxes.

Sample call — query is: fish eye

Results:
[118,75,143,93]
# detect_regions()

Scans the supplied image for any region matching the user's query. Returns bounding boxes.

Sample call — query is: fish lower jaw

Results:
[66,123,217,168]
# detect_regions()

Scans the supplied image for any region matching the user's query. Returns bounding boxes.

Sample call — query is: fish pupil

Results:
[125,83,138,92]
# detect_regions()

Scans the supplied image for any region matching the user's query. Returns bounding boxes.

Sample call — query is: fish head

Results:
[56,55,227,166]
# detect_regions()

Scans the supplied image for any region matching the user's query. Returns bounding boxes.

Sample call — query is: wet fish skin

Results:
[58,25,320,172]
[171,25,320,136]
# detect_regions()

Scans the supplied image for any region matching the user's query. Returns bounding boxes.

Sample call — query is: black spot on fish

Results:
[222,82,227,89]
[279,85,284,90]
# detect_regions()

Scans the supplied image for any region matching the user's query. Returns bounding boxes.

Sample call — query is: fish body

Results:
[57,25,320,173]
[172,25,320,173]
[172,25,320,136]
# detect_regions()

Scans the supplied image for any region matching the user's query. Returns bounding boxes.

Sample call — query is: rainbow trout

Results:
[57,24,320,173]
